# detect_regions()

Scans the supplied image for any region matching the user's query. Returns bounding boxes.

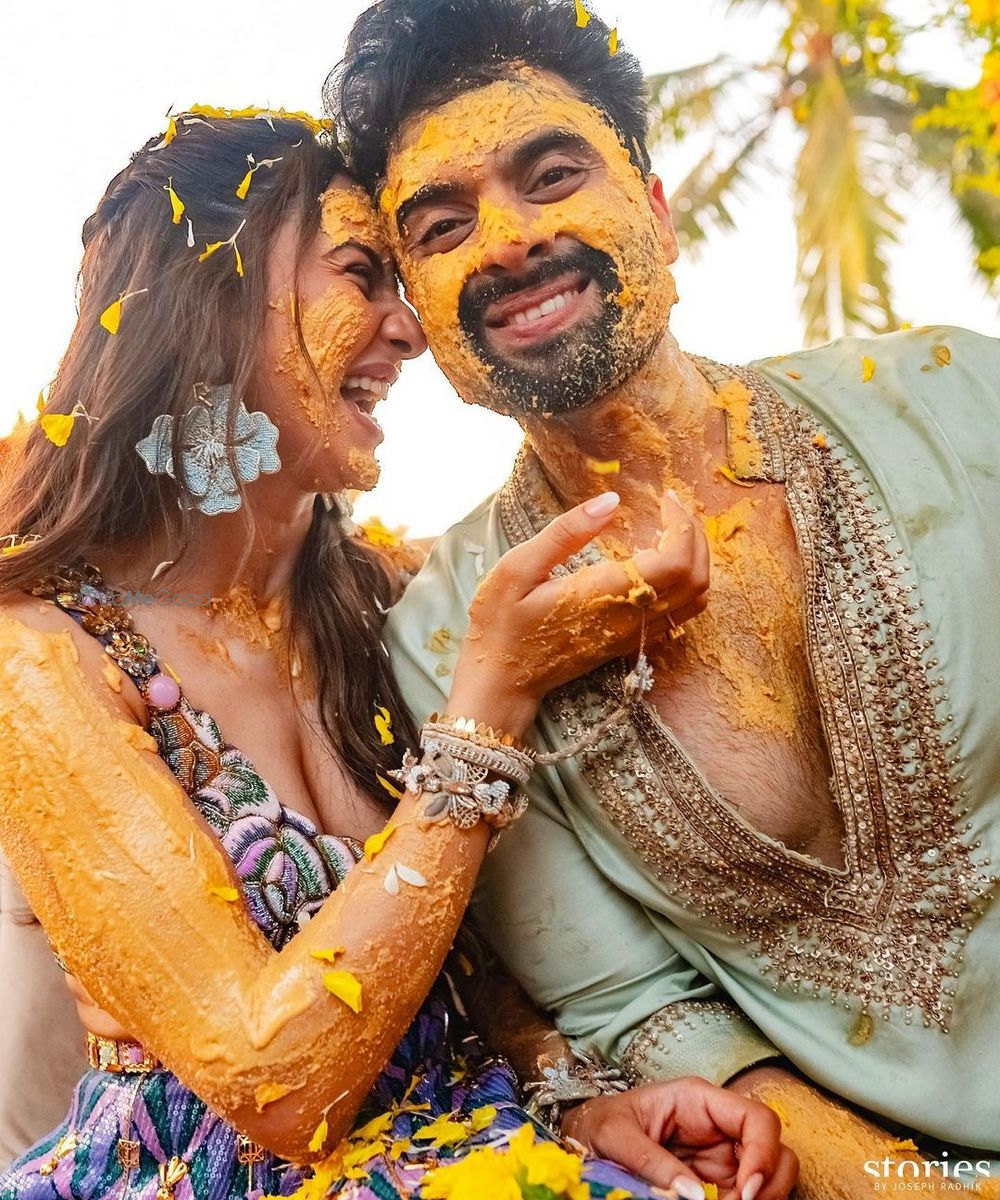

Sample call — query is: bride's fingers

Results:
[495,491,621,598]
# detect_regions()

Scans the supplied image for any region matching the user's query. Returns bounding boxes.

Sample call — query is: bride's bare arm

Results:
[0,491,710,1163]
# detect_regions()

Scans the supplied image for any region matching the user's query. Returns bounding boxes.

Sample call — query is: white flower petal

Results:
[395,863,428,888]
[383,864,400,895]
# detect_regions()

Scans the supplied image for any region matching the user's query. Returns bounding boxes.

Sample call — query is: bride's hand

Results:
[448,490,709,735]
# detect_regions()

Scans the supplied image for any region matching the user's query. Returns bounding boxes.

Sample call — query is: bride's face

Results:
[259,176,426,493]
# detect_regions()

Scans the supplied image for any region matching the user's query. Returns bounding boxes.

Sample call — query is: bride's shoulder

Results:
[0,593,145,724]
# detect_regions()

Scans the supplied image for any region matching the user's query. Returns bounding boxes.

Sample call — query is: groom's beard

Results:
[457,244,647,417]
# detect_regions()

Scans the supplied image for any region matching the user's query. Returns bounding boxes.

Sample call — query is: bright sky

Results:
[2,1,995,536]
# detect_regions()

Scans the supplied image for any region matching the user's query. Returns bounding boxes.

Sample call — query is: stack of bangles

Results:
[389,714,534,848]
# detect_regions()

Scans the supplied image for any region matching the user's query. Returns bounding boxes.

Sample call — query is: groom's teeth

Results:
[502,288,576,328]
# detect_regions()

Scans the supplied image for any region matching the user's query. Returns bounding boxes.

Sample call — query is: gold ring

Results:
[666,610,685,641]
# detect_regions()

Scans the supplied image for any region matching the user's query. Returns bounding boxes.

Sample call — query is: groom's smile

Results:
[378,66,680,416]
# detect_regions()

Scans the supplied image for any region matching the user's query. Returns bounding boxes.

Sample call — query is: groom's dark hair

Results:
[326,0,652,193]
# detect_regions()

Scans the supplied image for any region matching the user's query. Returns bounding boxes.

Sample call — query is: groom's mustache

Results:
[457,243,621,346]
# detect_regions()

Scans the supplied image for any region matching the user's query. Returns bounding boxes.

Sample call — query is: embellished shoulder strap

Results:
[31,561,182,714]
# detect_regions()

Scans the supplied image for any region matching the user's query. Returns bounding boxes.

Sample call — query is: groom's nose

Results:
[476,198,554,279]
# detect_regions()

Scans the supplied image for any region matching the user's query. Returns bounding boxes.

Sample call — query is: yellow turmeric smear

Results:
[755,1078,1000,1199]
[645,494,812,741]
[383,67,676,408]
[711,378,765,479]
[208,584,286,651]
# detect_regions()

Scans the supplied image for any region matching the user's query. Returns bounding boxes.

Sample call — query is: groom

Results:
[331,0,1000,1190]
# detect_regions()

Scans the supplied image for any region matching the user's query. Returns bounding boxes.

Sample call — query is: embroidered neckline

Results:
[498,360,995,1031]
[31,561,363,949]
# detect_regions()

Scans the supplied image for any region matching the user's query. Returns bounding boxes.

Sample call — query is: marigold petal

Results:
[861,356,876,382]
[609,27,619,55]
[364,823,396,861]
[309,946,345,963]
[374,705,395,745]
[323,969,363,1013]
[376,774,404,801]
[308,1118,328,1153]
[574,0,591,26]
[586,457,620,475]
[209,885,240,902]
[198,241,224,263]
[40,413,76,447]
[236,168,254,201]
[99,300,123,335]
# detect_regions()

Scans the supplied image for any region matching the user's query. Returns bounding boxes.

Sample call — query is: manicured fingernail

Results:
[583,491,620,518]
[742,1173,765,1200]
[673,1179,705,1200]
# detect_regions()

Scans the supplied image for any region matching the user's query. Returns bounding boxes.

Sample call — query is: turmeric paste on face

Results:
[273,185,387,487]
[382,67,677,410]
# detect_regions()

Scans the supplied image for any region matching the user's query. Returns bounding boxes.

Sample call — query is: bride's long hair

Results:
[0,112,417,803]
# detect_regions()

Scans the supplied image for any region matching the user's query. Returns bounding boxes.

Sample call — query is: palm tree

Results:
[647,0,1000,345]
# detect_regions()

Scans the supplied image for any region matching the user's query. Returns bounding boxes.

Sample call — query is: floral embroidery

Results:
[498,362,995,1031]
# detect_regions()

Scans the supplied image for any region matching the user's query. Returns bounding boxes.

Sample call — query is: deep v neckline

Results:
[497,358,991,1031]
[32,561,363,947]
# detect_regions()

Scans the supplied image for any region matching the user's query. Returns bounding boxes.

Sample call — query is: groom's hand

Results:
[561,1075,798,1200]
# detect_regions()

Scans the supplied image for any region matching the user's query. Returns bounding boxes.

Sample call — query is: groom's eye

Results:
[525,158,588,200]
[413,212,475,252]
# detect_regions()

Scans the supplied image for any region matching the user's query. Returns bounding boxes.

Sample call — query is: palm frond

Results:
[795,65,901,343]
[668,122,774,253]
[646,59,753,148]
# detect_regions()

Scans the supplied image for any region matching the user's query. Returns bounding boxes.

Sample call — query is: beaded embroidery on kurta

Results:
[498,362,995,1032]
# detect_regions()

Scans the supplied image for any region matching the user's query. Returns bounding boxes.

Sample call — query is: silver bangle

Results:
[389,743,528,845]
[421,729,533,787]
[524,1053,628,1134]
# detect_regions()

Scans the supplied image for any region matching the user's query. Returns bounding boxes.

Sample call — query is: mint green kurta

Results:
[386,326,1000,1154]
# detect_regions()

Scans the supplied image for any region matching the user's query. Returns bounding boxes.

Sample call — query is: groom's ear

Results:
[647,174,679,265]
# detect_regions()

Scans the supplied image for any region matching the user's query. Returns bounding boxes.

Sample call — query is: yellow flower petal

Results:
[585,457,620,475]
[36,391,46,414]
[704,1186,719,1200]
[99,299,123,335]
[861,356,876,382]
[607,1191,633,1200]
[785,369,803,380]
[164,116,177,145]
[609,27,619,55]
[468,1104,496,1132]
[374,705,395,746]
[40,413,76,447]
[358,515,404,547]
[236,168,254,201]
[166,180,185,225]
[376,774,404,801]
[234,243,244,278]
[308,1118,328,1153]
[412,1116,470,1148]
[574,0,591,27]
[309,946,345,963]
[209,885,240,902]
[198,241,224,264]
[254,1081,294,1111]
[364,823,396,861]
[933,344,952,367]
[323,969,363,1013]
[717,463,755,488]
[389,1138,410,1160]
[352,1111,394,1142]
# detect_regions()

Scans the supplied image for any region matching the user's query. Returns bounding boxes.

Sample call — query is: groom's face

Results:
[380,68,679,417]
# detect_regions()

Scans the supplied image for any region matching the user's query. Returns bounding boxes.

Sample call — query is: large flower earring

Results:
[135,384,280,516]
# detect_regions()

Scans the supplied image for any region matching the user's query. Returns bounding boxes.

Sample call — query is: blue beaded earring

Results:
[135,384,280,516]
